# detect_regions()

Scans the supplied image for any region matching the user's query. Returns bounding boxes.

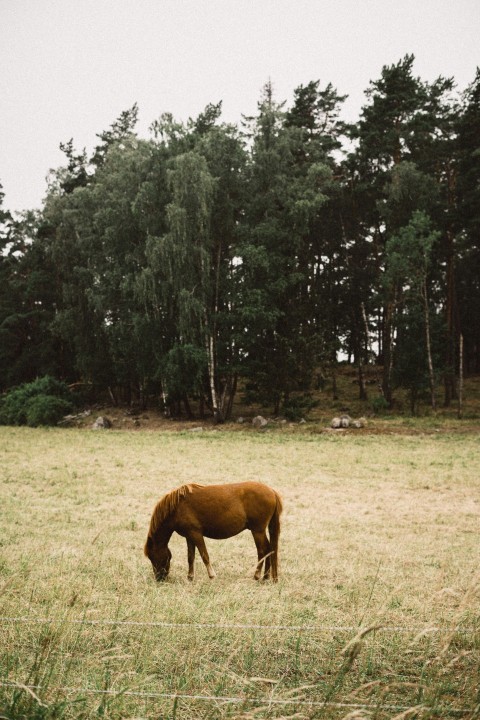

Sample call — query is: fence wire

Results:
[0,615,476,633]
[0,681,476,717]
[1,616,477,718]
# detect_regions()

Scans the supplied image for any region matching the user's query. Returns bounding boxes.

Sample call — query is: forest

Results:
[1,55,479,421]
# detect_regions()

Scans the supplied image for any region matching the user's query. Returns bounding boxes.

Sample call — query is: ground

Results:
[64,368,480,435]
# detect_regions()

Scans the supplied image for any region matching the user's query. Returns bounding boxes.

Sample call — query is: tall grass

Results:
[1,427,479,718]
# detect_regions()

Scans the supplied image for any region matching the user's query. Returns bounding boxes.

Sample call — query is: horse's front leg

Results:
[189,531,216,579]
[186,538,196,581]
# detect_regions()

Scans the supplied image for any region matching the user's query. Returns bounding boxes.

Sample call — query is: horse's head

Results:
[144,536,172,581]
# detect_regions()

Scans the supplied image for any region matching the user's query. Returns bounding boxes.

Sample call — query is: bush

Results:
[283,395,318,422]
[0,376,74,426]
[24,395,73,427]
[371,395,389,415]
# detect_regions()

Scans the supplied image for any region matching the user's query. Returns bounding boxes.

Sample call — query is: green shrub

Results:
[371,395,389,415]
[24,395,73,427]
[0,376,74,426]
[283,395,318,422]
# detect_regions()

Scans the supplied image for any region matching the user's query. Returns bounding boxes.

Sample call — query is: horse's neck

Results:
[152,523,173,545]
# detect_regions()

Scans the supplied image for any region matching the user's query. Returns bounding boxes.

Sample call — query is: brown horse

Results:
[144,481,282,582]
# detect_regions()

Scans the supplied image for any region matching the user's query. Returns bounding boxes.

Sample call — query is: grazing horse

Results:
[144,481,282,582]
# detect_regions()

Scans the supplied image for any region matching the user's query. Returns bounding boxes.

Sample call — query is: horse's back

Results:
[173,481,279,539]
[196,481,278,518]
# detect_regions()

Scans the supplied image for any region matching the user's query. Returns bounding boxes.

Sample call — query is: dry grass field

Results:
[0,425,479,719]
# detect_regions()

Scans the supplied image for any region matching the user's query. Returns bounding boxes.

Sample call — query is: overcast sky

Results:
[1,0,479,214]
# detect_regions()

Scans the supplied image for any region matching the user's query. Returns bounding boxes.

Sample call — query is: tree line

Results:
[1,55,479,420]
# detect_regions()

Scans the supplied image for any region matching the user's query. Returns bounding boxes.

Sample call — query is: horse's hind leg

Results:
[252,530,271,581]
[186,538,196,581]
[189,531,216,579]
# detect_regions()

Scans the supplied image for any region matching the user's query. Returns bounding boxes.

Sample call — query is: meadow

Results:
[0,425,479,719]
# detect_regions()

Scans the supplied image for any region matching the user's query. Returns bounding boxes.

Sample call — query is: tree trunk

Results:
[160,380,170,417]
[357,360,367,401]
[331,355,338,401]
[107,386,118,407]
[225,372,238,420]
[206,331,223,424]
[443,228,457,406]
[183,394,193,419]
[422,280,436,411]
[382,298,395,407]
[458,333,464,419]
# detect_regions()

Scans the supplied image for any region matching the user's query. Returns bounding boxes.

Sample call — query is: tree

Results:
[3,72,479,420]
[240,80,342,413]
[194,118,247,419]
[42,112,155,402]
[0,206,68,389]
[351,55,455,406]
[91,103,139,167]
[385,211,440,411]
[57,139,89,194]
[456,69,480,374]
[147,150,230,419]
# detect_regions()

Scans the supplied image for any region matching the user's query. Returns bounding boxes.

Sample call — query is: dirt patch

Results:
[63,405,480,435]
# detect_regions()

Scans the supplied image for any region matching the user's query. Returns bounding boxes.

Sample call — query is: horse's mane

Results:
[147,484,204,539]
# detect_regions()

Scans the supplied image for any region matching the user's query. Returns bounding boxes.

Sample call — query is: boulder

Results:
[92,416,112,430]
[252,415,268,429]
[331,414,366,429]
[352,417,367,428]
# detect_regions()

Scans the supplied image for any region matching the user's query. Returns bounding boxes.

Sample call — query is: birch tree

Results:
[154,151,227,421]
[385,211,440,411]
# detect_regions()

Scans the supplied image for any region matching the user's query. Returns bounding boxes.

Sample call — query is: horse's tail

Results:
[268,491,283,581]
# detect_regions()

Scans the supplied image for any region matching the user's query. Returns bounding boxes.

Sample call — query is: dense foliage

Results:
[1,57,479,418]
[0,376,74,426]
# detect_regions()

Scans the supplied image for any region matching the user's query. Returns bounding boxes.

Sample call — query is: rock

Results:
[252,415,268,429]
[352,417,367,428]
[189,426,205,432]
[58,409,91,426]
[236,417,245,424]
[331,414,366,429]
[92,416,112,430]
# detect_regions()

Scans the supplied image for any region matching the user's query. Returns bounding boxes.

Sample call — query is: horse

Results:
[144,481,282,582]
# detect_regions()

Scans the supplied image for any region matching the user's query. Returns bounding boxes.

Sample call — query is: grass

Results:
[0,426,479,719]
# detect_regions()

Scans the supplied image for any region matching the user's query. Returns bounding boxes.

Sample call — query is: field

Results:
[0,425,479,719]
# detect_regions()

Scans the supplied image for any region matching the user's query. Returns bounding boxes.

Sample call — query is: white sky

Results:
[1,0,479,214]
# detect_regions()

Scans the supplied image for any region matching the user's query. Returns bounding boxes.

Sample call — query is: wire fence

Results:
[1,615,477,717]
[0,681,476,717]
[0,615,477,633]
